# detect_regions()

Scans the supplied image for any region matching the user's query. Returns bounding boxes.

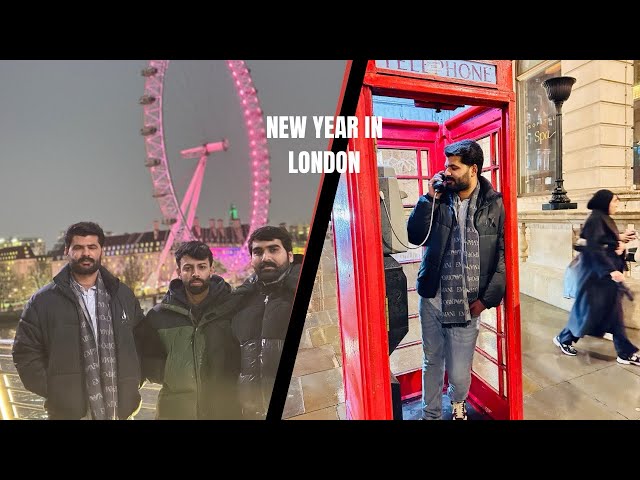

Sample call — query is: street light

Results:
[542,76,577,210]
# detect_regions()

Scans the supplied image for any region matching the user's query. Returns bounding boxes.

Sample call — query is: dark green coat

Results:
[138,276,242,419]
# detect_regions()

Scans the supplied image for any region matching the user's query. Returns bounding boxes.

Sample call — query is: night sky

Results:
[0,60,347,250]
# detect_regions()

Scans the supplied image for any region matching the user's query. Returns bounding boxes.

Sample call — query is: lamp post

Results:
[541,76,577,210]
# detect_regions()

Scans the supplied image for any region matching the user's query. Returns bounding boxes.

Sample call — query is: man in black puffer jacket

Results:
[12,221,144,420]
[231,226,301,420]
[407,139,506,421]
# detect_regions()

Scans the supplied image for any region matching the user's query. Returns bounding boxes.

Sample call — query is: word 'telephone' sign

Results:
[376,60,497,85]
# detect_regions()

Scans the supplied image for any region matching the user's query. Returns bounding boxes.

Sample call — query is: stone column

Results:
[562,60,634,195]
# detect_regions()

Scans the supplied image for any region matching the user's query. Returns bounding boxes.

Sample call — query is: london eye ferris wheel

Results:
[140,60,270,288]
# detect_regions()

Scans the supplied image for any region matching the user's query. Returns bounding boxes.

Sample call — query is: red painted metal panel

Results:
[397,369,422,401]
[446,107,502,140]
[467,374,507,420]
[366,60,515,106]
[445,105,500,129]
[379,118,440,144]
[333,87,393,420]
[502,97,523,420]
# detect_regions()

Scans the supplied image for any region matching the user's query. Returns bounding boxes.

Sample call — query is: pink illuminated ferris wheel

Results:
[140,60,270,288]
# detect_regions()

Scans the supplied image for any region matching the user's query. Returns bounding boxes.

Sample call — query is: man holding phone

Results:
[407,139,506,420]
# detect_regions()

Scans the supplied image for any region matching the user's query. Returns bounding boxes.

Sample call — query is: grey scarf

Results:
[440,183,481,325]
[71,271,119,419]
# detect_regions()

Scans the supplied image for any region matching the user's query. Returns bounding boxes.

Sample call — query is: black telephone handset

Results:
[432,171,447,193]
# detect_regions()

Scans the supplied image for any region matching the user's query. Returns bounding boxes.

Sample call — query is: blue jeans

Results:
[419,296,480,420]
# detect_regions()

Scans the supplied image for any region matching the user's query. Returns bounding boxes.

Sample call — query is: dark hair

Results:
[444,139,484,171]
[174,241,213,267]
[247,225,293,254]
[587,189,616,214]
[64,221,105,249]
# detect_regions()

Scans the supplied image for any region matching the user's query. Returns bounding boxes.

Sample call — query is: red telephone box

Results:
[333,60,522,420]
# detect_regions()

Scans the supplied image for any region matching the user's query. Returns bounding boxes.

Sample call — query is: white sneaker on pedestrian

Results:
[553,336,577,356]
[617,352,640,366]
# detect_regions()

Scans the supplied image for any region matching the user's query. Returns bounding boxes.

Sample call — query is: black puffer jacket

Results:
[407,176,506,308]
[12,265,144,420]
[231,262,301,419]
[138,276,242,419]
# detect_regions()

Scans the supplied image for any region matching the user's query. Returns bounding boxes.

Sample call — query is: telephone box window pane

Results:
[477,136,491,163]
[420,150,429,177]
[482,169,494,187]
[478,324,498,360]
[377,148,418,176]
[480,305,497,330]
[398,179,420,206]
[422,179,431,196]
[503,370,508,397]
[472,354,499,392]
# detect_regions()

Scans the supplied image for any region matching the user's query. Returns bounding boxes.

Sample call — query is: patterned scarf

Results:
[440,183,481,325]
[71,271,119,420]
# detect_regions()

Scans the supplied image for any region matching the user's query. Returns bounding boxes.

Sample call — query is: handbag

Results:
[563,254,581,299]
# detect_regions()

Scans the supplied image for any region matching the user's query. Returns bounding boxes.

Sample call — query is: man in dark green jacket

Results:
[139,241,241,419]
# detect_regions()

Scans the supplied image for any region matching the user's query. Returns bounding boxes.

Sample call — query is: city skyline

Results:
[0,60,347,248]
[0,215,311,253]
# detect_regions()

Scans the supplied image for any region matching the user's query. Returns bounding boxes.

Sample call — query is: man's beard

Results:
[256,259,290,283]
[186,276,211,295]
[446,170,471,192]
[69,256,101,275]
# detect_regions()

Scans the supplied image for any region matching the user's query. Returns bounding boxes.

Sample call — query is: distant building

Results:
[0,236,46,256]
[0,244,49,310]
[0,244,41,278]
[282,223,309,255]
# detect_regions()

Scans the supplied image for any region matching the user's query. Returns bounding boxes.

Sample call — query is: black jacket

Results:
[12,265,144,420]
[138,276,242,419]
[231,262,301,419]
[407,176,506,308]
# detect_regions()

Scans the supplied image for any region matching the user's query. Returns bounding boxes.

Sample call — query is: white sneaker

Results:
[451,401,467,420]
[617,352,640,366]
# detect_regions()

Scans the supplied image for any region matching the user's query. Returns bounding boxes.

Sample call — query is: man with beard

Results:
[231,225,301,419]
[137,240,241,419]
[12,221,145,419]
[407,139,506,420]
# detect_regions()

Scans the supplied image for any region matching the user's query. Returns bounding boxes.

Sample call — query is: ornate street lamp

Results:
[542,76,577,210]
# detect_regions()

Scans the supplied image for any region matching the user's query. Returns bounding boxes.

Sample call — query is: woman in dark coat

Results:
[554,189,640,365]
